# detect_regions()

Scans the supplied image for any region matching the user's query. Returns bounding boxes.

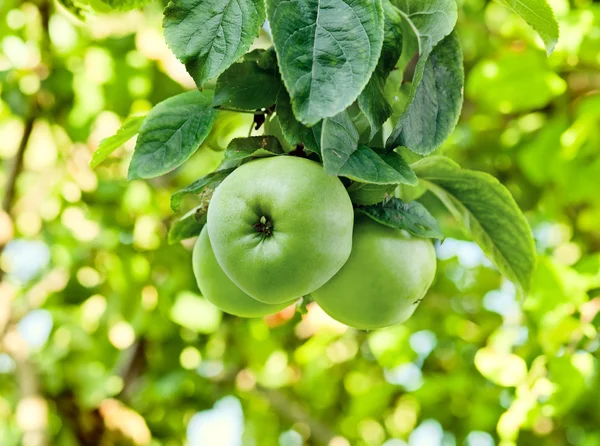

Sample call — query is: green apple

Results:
[312,215,437,330]
[207,156,354,304]
[193,227,296,317]
[203,111,254,151]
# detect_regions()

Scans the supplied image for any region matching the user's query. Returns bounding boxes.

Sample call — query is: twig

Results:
[1,115,35,214]
[0,115,36,338]
[0,116,35,228]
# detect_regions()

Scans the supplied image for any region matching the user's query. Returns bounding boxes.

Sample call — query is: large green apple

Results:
[193,227,296,317]
[207,156,354,304]
[312,215,437,330]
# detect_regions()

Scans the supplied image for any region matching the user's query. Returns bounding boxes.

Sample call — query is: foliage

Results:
[0,0,599,445]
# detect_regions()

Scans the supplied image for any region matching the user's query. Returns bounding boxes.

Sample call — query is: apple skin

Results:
[311,215,437,330]
[193,227,296,317]
[207,156,354,304]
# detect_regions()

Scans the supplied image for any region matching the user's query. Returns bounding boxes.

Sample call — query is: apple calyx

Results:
[253,215,274,237]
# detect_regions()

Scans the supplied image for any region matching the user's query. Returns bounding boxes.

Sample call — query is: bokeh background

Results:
[1,0,600,445]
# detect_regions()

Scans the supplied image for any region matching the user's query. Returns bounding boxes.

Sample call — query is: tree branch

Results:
[2,116,34,213]
[0,116,35,271]
[0,115,36,339]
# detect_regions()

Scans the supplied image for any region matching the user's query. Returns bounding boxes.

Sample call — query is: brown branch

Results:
[0,116,45,445]
[2,116,34,213]
[0,115,36,339]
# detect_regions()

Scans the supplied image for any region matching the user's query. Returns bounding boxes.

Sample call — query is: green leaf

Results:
[168,206,207,244]
[347,183,396,206]
[390,0,457,78]
[276,89,321,154]
[357,197,443,239]
[377,0,405,76]
[267,0,384,126]
[357,78,392,143]
[163,0,265,87]
[378,150,418,185]
[170,168,235,212]
[358,0,404,140]
[321,112,416,185]
[213,49,282,111]
[218,136,284,169]
[91,116,145,168]
[385,0,457,148]
[495,0,559,55]
[333,145,417,185]
[412,156,536,294]
[127,90,216,180]
[320,110,359,169]
[386,31,464,155]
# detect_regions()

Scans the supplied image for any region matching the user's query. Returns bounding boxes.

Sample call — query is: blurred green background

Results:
[1,0,599,445]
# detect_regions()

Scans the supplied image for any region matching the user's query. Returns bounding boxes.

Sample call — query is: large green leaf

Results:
[495,0,559,55]
[386,31,464,155]
[412,156,536,294]
[276,89,321,154]
[347,183,396,206]
[163,0,265,87]
[267,0,384,126]
[357,79,391,144]
[334,145,417,185]
[321,112,416,185]
[357,197,443,239]
[321,110,359,169]
[376,0,404,76]
[358,0,404,140]
[213,49,282,111]
[128,90,216,180]
[385,0,457,149]
[91,116,145,168]
[391,0,457,84]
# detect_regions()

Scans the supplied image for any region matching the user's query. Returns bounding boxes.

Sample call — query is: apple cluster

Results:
[192,156,437,330]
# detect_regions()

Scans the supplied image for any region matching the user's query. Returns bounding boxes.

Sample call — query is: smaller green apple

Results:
[312,215,437,330]
[193,227,296,317]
